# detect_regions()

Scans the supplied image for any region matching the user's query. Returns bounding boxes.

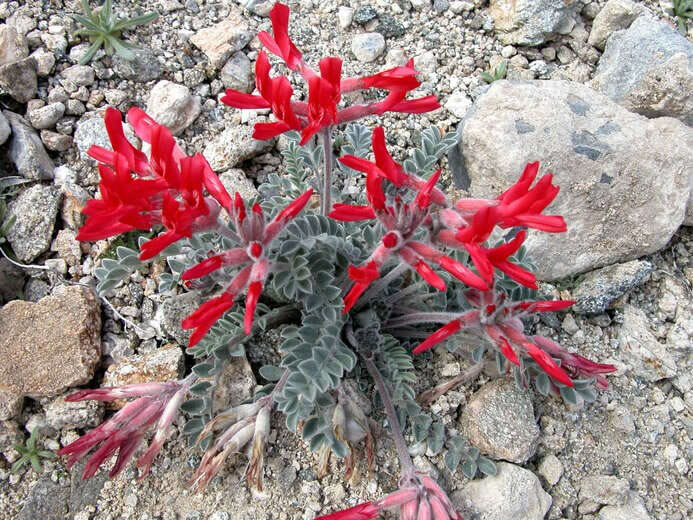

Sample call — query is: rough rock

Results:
[18,477,70,520]
[27,102,65,130]
[60,64,95,87]
[445,92,473,119]
[459,379,539,463]
[189,10,253,69]
[158,291,202,345]
[212,356,256,411]
[30,47,55,76]
[489,0,579,46]
[454,462,552,520]
[102,345,184,409]
[0,110,10,145]
[0,24,28,65]
[589,15,693,125]
[338,6,354,28]
[0,258,24,304]
[578,475,629,513]
[453,80,691,280]
[40,130,72,152]
[0,389,22,421]
[69,460,108,513]
[112,48,162,82]
[4,184,61,262]
[0,420,23,463]
[146,80,201,135]
[572,260,653,314]
[5,111,54,180]
[599,491,653,520]
[51,229,82,267]
[220,51,253,93]
[587,0,642,50]
[351,33,386,62]
[0,286,101,399]
[219,168,259,201]
[618,305,677,382]
[537,454,564,487]
[44,393,104,430]
[0,57,36,104]
[203,124,275,171]
[73,113,138,161]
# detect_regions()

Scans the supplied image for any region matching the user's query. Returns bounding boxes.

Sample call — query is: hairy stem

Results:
[359,263,410,304]
[385,312,463,329]
[321,127,333,216]
[362,355,416,477]
[417,363,483,407]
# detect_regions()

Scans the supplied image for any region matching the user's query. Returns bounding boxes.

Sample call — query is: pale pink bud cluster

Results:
[316,473,462,519]
[189,401,270,492]
[58,380,191,479]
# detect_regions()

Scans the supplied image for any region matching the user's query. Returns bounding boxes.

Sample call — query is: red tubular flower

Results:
[257,2,305,72]
[79,108,232,248]
[221,4,438,140]
[388,95,441,114]
[412,320,462,354]
[76,155,168,241]
[495,162,566,233]
[139,155,221,261]
[181,189,313,345]
[532,335,616,388]
[57,380,191,480]
[484,230,537,289]
[300,57,342,145]
[339,127,448,206]
[88,107,150,174]
[343,262,380,314]
[412,289,611,390]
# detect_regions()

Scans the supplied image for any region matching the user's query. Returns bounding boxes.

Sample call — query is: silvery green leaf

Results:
[560,386,579,406]
[461,459,477,478]
[478,457,497,476]
[181,399,206,414]
[535,373,550,396]
[259,365,283,382]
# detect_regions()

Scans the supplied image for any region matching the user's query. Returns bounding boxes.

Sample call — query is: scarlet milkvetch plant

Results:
[59,3,615,518]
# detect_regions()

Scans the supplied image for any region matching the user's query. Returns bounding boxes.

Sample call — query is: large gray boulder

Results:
[589,15,693,126]
[452,80,691,280]
[489,0,580,46]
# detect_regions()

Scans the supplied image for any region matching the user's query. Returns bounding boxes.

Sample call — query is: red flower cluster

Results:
[181,189,314,346]
[411,289,616,388]
[78,107,233,260]
[317,474,462,520]
[329,128,566,314]
[57,380,190,479]
[221,3,439,144]
[436,162,566,289]
[330,132,487,312]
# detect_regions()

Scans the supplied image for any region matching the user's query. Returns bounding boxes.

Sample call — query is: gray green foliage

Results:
[481,61,507,84]
[444,436,497,478]
[403,127,459,178]
[673,0,693,34]
[72,0,158,64]
[93,245,140,295]
[12,427,56,474]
